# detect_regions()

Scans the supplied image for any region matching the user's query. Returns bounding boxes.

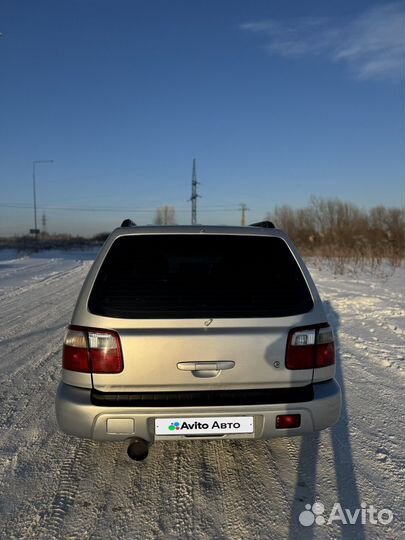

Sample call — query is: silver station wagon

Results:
[55,221,341,460]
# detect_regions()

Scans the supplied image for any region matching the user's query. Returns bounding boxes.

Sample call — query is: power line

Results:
[0,203,241,213]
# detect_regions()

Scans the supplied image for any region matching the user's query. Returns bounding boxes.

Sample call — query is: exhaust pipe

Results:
[127,438,150,461]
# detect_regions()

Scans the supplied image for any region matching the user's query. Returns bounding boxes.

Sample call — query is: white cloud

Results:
[241,3,405,80]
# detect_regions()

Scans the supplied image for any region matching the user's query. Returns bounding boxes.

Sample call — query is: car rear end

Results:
[55,225,341,454]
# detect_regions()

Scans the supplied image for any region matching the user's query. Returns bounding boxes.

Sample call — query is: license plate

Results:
[155,416,254,436]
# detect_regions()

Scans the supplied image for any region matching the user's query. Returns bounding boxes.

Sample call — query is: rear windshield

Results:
[88,234,313,318]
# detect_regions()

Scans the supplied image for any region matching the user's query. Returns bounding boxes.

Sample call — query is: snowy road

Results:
[0,251,404,539]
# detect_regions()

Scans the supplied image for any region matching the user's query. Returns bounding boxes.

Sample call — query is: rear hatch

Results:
[86,233,315,391]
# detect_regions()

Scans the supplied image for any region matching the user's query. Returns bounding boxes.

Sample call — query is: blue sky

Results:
[1,0,404,235]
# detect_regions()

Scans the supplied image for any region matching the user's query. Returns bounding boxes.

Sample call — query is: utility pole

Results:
[240,203,249,226]
[190,158,200,225]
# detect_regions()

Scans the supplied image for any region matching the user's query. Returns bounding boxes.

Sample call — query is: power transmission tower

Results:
[240,203,249,226]
[190,158,200,225]
[41,212,47,234]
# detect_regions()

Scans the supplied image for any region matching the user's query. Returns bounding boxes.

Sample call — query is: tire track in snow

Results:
[150,441,196,539]
[0,261,87,303]
[0,258,93,540]
[0,264,89,383]
[30,439,96,540]
[193,441,228,539]
[212,441,253,540]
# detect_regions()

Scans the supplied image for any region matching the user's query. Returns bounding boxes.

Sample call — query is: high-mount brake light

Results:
[62,326,123,373]
[286,324,335,369]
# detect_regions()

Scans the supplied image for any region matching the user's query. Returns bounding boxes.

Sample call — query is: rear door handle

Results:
[177,362,196,371]
[177,361,235,371]
[216,361,235,370]
[194,362,218,371]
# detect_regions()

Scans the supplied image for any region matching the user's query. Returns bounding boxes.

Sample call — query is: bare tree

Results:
[154,206,176,225]
[266,198,404,271]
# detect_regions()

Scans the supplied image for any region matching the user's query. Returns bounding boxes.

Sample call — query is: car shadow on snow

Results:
[288,300,366,540]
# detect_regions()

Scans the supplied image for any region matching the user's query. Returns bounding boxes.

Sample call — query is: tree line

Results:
[267,197,404,270]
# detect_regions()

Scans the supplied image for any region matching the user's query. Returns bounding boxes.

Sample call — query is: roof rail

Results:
[249,220,276,229]
[121,218,137,227]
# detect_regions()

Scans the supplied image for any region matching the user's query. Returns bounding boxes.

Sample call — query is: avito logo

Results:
[299,501,394,527]
[168,420,241,431]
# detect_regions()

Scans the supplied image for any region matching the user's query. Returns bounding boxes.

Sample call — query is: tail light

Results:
[286,324,335,369]
[63,325,123,373]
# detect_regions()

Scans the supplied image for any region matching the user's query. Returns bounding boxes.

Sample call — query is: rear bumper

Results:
[55,379,341,442]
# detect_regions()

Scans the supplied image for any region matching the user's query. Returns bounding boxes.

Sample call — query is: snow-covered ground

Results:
[0,250,403,540]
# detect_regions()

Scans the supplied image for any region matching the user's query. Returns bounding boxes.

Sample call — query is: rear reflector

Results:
[63,326,123,373]
[276,414,301,429]
[286,324,335,369]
